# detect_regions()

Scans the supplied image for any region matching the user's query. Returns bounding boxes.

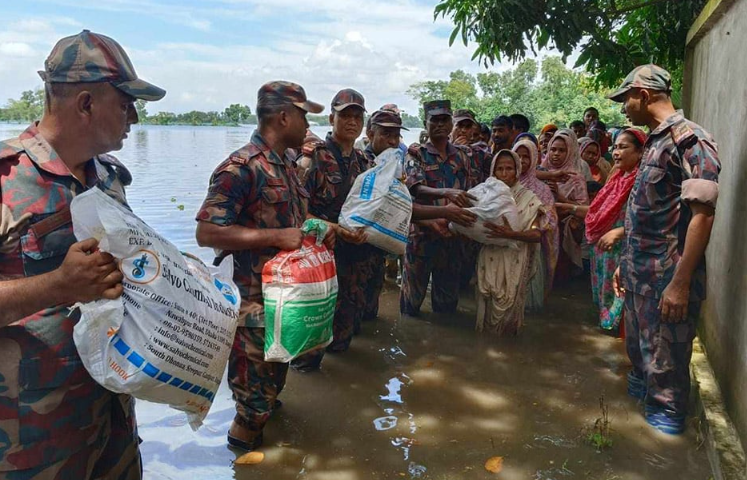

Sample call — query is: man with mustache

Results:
[0,30,165,479]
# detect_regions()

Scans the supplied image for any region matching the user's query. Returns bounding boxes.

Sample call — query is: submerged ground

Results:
[137,279,711,480]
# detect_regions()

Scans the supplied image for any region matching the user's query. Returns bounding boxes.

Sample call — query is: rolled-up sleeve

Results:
[681,137,720,208]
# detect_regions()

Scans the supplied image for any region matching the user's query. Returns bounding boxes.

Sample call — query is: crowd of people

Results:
[0,31,720,479]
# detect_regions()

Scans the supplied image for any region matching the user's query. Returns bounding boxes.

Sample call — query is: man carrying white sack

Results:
[0,30,166,479]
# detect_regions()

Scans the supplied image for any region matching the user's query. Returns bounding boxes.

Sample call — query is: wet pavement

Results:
[137,279,712,480]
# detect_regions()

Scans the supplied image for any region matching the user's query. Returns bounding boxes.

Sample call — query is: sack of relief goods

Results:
[262,219,337,363]
[339,148,412,255]
[71,188,240,429]
[449,176,520,247]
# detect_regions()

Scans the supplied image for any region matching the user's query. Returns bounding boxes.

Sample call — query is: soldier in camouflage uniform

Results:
[0,30,165,479]
[195,81,330,450]
[400,100,479,316]
[292,89,374,371]
[609,65,720,435]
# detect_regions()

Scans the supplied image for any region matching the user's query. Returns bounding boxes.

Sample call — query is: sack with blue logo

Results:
[339,147,412,254]
[70,188,240,429]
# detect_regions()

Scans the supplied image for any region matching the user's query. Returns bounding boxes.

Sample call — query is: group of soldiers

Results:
[0,29,720,479]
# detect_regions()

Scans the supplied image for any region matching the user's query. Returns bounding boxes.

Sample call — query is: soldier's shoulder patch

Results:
[302,139,325,157]
[0,138,24,162]
[229,143,264,165]
[407,143,424,159]
[97,154,133,186]
[670,120,697,150]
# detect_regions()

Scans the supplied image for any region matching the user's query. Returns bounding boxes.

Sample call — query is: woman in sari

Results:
[476,150,547,335]
[542,129,589,283]
[586,129,646,333]
[513,138,558,310]
[579,137,612,185]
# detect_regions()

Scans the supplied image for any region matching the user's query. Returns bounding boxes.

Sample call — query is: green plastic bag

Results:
[262,220,337,362]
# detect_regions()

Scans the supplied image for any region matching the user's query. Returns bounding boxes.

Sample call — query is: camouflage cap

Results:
[331,88,366,112]
[370,109,409,131]
[38,30,165,101]
[453,108,478,126]
[379,103,401,114]
[257,81,324,113]
[424,100,451,119]
[608,64,672,102]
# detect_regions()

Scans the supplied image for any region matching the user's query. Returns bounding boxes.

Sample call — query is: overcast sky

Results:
[1,0,558,116]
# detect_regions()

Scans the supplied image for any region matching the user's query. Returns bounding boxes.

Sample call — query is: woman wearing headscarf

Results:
[579,137,612,185]
[476,150,548,335]
[542,128,589,283]
[586,129,646,333]
[513,138,558,310]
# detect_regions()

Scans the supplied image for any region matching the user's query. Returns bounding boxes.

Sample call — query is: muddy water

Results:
[138,280,711,480]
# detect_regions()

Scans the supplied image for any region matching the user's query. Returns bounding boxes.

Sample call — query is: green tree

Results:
[407,69,479,117]
[135,100,148,121]
[408,57,626,131]
[223,104,252,124]
[1,89,44,122]
[434,0,706,89]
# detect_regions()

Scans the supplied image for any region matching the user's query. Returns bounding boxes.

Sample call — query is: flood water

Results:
[0,124,712,479]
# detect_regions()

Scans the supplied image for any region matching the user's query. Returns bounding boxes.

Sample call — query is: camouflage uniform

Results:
[401,101,475,315]
[611,66,720,417]
[0,29,165,479]
[196,130,309,442]
[0,126,141,479]
[294,118,378,369]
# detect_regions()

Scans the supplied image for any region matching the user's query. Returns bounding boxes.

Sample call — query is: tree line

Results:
[0,91,423,128]
[1,59,627,131]
[408,56,629,132]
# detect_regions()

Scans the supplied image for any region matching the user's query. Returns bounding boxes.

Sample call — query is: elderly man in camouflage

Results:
[610,65,720,435]
[0,30,165,479]
[196,81,330,450]
[292,89,373,371]
[401,100,478,316]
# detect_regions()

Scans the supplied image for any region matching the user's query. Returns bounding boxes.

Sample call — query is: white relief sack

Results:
[339,148,413,255]
[70,188,240,429]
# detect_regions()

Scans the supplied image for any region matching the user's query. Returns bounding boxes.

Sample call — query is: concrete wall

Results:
[684,0,747,456]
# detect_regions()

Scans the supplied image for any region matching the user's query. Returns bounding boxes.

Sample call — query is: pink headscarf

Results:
[514,139,554,207]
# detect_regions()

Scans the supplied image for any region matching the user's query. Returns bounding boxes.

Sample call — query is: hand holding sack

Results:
[449,177,520,246]
[262,219,337,363]
[70,189,241,429]
[339,148,413,255]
